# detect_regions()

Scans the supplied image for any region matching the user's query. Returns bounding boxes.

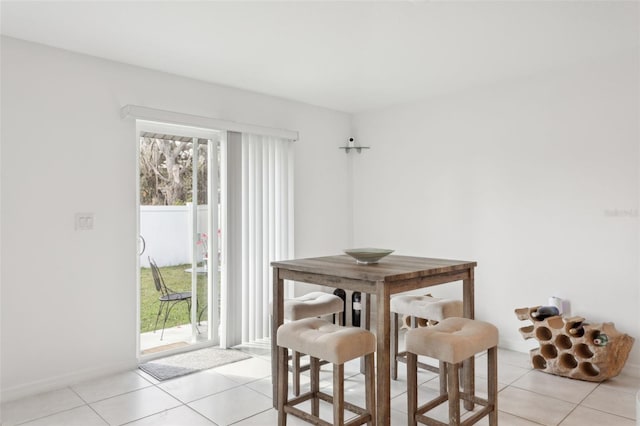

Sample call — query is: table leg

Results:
[360,293,371,374]
[376,284,391,426]
[463,269,475,411]
[271,267,284,408]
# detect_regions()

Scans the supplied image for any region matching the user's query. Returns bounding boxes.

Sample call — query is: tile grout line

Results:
[67,386,111,426]
[227,406,275,425]
[12,387,87,426]
[555,382,600,426]
[571,382,638,421]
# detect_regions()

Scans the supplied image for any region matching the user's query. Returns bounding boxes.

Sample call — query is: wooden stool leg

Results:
[439,360,447,395]
[407,352,418,426]
[278,347,288,426]
[448,362,460,426]
[365,353,376,426]
[310,356,320,417]
[391,312,399,380]
[292,351,301,396]
[463,357,474,411]
[488,346,498,426]
[333,363,344,426]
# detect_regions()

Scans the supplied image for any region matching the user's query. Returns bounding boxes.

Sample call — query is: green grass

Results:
[140,264,209,333]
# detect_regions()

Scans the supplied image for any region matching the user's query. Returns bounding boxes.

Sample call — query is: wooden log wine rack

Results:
[515,306,634,382]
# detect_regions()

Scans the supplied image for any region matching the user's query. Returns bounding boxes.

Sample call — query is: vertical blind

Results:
[241,133,294,342]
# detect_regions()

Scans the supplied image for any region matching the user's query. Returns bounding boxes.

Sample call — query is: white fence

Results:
[139,204,209,268]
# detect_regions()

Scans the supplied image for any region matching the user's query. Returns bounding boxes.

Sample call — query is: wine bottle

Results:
[593,332,609,346]
[352,291,362,327]
[333,289,346,325]
[567,321,584,337]
[530,306,560,320]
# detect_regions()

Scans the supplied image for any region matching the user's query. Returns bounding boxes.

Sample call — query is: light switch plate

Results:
[75,213,94,230]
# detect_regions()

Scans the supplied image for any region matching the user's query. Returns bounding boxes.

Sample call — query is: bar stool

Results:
[405,317,498,426]
[277,318,376,426]
[391,295,463,379]
[276,291,344,396]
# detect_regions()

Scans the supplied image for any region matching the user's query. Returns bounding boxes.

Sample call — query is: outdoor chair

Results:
[148,256,194,340]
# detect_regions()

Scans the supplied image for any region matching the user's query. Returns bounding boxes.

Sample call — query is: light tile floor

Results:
[1,340,637,425]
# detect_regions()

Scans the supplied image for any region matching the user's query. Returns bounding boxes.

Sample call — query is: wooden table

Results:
[271,254,477,425]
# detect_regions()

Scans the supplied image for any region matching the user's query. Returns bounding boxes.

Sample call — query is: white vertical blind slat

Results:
[253,140,263,342]
[241,140,250,342]
[267,141,276,337]
[260,140,268,339]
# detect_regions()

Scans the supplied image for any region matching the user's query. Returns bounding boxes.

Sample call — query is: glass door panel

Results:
[190,138,220,345]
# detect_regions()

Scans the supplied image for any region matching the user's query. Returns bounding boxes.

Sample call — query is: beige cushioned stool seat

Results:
[406,317,498,364]
[277,318,376,365]
[391,295,462,320]
[282,291,344,320]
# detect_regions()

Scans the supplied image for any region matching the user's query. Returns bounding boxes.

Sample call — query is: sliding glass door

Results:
[137,122,221,357]
[131,114,295,354]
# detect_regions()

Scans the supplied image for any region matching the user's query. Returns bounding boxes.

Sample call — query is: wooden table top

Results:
[271,254,476,282]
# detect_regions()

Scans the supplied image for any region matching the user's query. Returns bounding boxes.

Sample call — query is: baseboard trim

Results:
[621,361,640,378]
[1,359,138,403]
[499,337,537,354]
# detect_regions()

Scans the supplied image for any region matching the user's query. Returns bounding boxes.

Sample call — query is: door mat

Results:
[139,347,251,381]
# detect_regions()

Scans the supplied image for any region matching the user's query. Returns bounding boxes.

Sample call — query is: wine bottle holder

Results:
[515,306,634,382]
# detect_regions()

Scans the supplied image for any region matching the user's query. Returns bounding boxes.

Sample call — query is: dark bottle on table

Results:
[530,306,560,321]
[333,289,346,325]
[352,291,362,327]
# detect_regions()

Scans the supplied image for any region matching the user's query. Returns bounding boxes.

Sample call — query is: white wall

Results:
[352,50,640,374]
[0,37,352,400]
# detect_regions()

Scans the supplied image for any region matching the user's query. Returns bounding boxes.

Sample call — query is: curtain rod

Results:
[121,105,299,141]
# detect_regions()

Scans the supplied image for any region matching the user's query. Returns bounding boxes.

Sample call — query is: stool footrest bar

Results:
[460,393,490,406]
[415,413,448,426]
[461,406,494,426]
[284,405,332,426]
[416,394,448,416]
[286,391,314,407]
[344,415,373,426]
[316,392,369,416]
[285,393,372,426]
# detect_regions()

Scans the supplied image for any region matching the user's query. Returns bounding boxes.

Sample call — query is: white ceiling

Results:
[1,1,638,113]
